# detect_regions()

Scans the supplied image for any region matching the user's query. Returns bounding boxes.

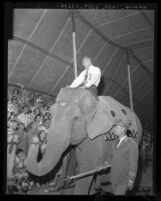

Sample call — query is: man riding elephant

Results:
[68,57,101,101]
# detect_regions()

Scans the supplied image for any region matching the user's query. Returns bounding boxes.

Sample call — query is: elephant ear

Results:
[87,104,113,140]
[71,116,87,145]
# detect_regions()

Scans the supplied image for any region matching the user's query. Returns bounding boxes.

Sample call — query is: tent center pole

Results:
[126,51,134,111]
[71,11,77,78]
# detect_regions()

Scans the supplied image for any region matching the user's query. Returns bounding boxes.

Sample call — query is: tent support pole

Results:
[126,51,134,111]
[71,11,77,78]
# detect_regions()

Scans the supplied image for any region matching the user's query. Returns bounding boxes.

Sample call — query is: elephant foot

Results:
[94,188,114,197]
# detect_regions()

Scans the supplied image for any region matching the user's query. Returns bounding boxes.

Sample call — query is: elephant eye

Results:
[128,120,132,126]
[121,109,127,115]
[110,110,115,117]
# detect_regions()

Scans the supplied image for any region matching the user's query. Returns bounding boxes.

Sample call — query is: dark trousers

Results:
[87,85,99,101]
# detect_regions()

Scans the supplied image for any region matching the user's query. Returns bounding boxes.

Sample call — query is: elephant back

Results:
[56,87,89,104]
[99,96,142,144]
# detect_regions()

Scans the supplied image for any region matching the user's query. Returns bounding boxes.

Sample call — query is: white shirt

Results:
[117,135,127,148]
[17,113,30,127]
[70,65,101,88]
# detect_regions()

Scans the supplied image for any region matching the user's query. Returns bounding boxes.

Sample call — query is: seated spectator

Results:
[12,88,20,98]
[27,121,39,148]
[7,120,20,178]
[8,99,13,115]
[17,104,31,128]
[43,119,51,130]
[37,101,43,109]
[17,123,28,156]
[48,102,53,109]
[26,108,34,124]
[8,120,19,150]
[8,96,19,115]
[28,99,35,110]
[33,107,41,117]
[8,119,19,133]
[43,105,49,112]
[37,130,47,163]
[34,114,42,128]
[37,101,44,115]
[36,95,43,106]
[8,112,17,126]
[13,149,27,175]
[38,123,48,133]
[8,88,12,101]
[17,123,26,139]
[28,92,35,102]
[42,114,49,122]
[38,130,47,155]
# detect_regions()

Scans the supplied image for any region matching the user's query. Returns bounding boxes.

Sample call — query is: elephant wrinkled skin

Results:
[26,87,142,194]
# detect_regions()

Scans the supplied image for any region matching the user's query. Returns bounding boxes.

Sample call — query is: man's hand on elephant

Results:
[127,180,134,191]
[32,136,40,144]
[80,85,86,89]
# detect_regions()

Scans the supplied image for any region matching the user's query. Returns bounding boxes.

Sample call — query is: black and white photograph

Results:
[5,3,155,196]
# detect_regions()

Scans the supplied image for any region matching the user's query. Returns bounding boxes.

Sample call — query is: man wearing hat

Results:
[110,119,139,195]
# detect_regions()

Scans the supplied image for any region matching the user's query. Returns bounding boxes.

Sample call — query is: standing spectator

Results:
[110,119,139,195]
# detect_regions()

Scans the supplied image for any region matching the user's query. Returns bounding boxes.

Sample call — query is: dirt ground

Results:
[7,162,153,195]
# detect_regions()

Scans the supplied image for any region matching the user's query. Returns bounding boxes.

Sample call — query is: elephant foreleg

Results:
[74,136,106,195]
[74,147,95,195]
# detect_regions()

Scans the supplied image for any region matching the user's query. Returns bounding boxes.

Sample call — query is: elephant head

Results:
[26,88,113,176]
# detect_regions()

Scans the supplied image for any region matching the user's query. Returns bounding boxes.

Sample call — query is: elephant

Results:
[26,87,142,195]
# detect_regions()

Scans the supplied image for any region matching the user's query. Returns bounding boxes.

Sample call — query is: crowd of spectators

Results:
[140,129,153,172]
[7,85,59,194]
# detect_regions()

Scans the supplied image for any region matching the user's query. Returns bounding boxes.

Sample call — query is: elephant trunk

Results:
[26,113,73,176]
